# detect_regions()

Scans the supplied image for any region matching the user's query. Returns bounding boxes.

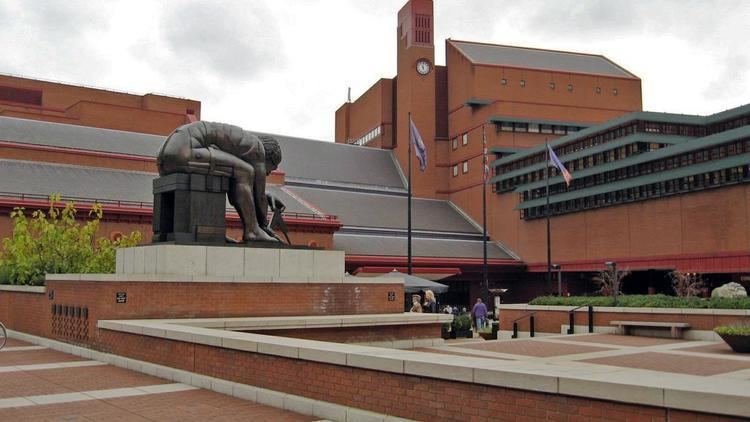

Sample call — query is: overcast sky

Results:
[1,0,748,141]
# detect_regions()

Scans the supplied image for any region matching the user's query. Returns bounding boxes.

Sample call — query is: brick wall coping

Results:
[97,317,750,418]
[114,313,454,331]
[499,303,750,316]
[0,284,45,294]
[45,273,403,285]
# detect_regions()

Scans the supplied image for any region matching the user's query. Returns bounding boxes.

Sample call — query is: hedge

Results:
[528,294,750,309]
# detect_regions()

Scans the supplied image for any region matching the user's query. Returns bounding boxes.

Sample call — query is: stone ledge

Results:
[95,318,750,419]
[45,273,403,285]
[500,304,750,316]
[0,285,45,294]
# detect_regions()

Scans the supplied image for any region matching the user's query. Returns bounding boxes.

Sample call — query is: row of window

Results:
[521,165,750,220]
[499,142,662,192]
[452,161,469,177]
[451,133,469,150]
[707,113,750,135]
[518,138,750,201]
[495,121,583,135]
[499,78,618,95]
[351,125,382,146]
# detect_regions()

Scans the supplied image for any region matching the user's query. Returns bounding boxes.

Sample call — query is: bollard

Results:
[588,306,594,333]
[530,316,535,337]
[512,322,518,339]
[491,320,499,340]
[568,311,575,335]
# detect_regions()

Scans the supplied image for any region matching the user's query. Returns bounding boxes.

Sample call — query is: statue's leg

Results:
[208,149,276,242]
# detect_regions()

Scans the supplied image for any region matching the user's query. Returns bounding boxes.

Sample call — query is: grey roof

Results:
[0,117,404,190]
[334,233,514,259]
[249,131,405,189]
[0,160,314,215]
[0,116,163,157]
[285,186,479,233]
[450,40,636,78]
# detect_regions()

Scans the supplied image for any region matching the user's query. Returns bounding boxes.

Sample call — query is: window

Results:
[519,80,526,87]
[528,123,540,133]
[540,124,553,134]
[612,88,618,96]
[501,78,507,86]
[462,161,469,174]
[452,137,458,150]
[452,165,458,177]
[462,133,468,145]
[514,123,528,132]
[549,82,555,90]
[500,122,513,132]
[595,87,602,94]
[567,84,573,92]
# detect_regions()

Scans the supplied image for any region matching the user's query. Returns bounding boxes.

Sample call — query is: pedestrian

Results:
[471,298,488,331]
[422,290,437,313]
[443,304,453,314]
[410,295,423,313]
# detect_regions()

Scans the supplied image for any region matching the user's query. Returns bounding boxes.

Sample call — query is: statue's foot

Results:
[243,229,279,243]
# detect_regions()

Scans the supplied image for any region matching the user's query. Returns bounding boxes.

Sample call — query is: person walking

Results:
[471,298,488,331]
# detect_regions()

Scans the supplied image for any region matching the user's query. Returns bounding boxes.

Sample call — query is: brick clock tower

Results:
[395,0,437,198]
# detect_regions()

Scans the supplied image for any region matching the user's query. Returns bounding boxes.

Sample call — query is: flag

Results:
[547,144,573,187]
[409,116,427,172]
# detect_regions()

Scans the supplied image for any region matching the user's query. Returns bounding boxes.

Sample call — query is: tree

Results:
[668,270,703,298]
[0,195,140,285]
[592,267,630,301]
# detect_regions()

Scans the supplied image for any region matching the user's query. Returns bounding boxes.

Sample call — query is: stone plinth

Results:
[116,244,345,282]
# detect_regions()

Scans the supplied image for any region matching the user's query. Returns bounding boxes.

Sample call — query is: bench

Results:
[610,320,690,339]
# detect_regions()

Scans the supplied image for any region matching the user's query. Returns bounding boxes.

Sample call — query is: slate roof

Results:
[284,186,478,233]
[450,40,636,78]
[334,233,514,259]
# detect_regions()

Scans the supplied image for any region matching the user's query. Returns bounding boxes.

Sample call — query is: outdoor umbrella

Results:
[376,270,449,294]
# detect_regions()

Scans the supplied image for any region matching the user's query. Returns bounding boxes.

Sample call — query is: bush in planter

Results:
[0,196,141,285]
[714,325,750,353]
[529,294,750,310]
[451,314,473,338]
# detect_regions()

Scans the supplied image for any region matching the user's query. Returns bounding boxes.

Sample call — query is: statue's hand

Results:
[267,193,285,212]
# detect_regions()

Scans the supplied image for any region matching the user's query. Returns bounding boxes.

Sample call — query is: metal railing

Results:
[511,312,536,339]
[567,305,594,335]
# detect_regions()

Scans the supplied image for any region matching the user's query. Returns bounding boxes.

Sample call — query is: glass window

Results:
[501,122,513,132]
[540,125,553,134]
[528,123,540,133]
[462,133,469,145]
[452,165,458,177]
[462,161,469,174]
[452,137,458,150]
[514,123,528,132]
[553,126,566,135]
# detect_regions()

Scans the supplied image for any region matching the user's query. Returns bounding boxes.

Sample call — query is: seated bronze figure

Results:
[157,121,283,243]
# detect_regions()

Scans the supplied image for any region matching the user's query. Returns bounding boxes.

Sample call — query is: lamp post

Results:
[605,261,618,306]
[552,264,562,296]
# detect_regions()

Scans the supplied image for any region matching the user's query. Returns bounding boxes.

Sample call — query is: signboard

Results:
[115,292,127,304]
[387,291,396,301]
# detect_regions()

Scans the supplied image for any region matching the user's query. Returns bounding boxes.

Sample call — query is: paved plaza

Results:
[0,338,315,421]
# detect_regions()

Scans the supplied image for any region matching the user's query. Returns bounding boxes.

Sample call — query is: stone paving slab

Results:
[561,333,686,347]
[0,365,170,399]
[0,348,87,366]
[411,347,513,360]
[456,339,614,357]
[678,342,737,356]
[581,351,750,376]
[0,389,315,421]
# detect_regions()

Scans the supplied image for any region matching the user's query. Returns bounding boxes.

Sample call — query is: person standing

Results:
[422,290,437,313]
[410,295,423,313]
[471,298,488,331]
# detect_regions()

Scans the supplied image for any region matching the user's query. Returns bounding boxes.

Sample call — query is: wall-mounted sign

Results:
[115,292,127,304]
[388,291,396,301]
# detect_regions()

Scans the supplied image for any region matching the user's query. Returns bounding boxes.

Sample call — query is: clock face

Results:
[416,59,431,75]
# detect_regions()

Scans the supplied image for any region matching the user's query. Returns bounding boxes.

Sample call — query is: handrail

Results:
[567,305,594,334]
[511,311,536,339]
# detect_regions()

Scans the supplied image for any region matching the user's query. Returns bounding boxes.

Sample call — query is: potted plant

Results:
[714,325,750,353]
[451,314,473,339]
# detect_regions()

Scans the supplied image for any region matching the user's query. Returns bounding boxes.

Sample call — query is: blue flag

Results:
[547,144,573,186]
[409,116,427,172]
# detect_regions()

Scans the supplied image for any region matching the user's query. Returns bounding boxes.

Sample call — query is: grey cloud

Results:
[160,1,285,80]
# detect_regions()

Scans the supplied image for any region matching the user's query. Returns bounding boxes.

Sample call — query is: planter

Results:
[450,328,472,339]
[718,333,750,353]
[478,331,495,340]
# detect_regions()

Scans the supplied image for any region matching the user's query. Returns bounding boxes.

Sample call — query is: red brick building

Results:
[1,0,748,304]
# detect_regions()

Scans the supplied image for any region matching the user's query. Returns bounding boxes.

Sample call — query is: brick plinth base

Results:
[96,329,744,422]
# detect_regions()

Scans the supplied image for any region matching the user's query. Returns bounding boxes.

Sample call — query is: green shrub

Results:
[714,325,750,336]
[453,314,472,331]
[529,294,750,309]
[0,195,141,285]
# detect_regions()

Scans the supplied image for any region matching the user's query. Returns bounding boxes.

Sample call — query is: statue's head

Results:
[259,135,282,174]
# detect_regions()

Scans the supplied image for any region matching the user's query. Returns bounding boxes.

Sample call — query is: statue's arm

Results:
[253,162,269,227]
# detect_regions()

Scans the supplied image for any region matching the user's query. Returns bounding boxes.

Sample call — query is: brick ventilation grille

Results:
[0,86,43,106]
[414,14,432,44]
[51,304,89,342]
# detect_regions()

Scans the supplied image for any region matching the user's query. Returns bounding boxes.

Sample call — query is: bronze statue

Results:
[157,121,283,243]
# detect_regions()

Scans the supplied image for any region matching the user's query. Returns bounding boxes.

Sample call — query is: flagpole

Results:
[482,125,488,306]
[407,112,413,276]
[545,139,552,292]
